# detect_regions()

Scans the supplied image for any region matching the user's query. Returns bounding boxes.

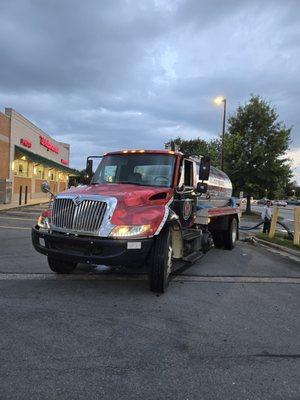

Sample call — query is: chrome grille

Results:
[51,197,107,234]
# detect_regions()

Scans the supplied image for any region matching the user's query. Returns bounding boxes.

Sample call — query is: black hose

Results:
[277,221,294,240]
[239,222,264,230]
[239,220,294,240]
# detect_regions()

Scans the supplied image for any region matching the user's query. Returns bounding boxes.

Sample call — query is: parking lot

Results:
[0,204,300,399]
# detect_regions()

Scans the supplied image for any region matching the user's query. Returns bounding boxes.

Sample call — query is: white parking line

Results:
[0,225,31,230]
[0,273,299,284]
[4,211,40,215]
[0,216,35,221]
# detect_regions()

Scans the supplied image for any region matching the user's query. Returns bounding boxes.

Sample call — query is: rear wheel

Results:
[47,257,77,274]
[149,228,172,293]
[223,218,238,250]
[212,231,224,248]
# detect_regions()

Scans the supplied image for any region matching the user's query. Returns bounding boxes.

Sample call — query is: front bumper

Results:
[32,226,153,266]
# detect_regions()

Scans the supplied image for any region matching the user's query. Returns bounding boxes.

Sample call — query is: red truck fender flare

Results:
[154,206,181,236]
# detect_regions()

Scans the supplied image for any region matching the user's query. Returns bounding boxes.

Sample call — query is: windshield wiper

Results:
[91,181,168,187]
[117,181,147,186]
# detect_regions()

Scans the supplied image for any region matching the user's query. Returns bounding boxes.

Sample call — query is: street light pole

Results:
[214,96,227,171]
[221,98,227,171]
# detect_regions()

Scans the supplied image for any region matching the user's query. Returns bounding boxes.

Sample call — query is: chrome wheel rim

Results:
[166,244,173,277]
[232,221,237,244]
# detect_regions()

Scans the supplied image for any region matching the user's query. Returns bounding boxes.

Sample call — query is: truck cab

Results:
[32,149,239,293]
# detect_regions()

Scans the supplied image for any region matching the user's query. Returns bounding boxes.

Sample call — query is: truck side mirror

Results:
[196,182,208,194]
[199,156,211,181]
[86,159,93,179]
[41,181,51,193]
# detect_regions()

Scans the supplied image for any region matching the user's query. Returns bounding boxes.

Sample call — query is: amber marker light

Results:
[168,151,175,154]
[131,150,136,153]
[139,150,145,153]
[123,150,128,153]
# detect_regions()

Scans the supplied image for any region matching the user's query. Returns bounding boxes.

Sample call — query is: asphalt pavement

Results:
[0,204,299,400]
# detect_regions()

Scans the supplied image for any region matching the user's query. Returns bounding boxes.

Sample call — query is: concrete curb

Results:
[254,237,300,259]
[0,199,49,212]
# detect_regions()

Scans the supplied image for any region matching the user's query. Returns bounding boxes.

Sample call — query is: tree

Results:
[285,180,300,198]
[224,95,292,213]
[171,137,222,168]
[68,169,89,186]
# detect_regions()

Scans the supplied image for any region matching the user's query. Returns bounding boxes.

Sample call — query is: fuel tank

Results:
[197,166,233,208]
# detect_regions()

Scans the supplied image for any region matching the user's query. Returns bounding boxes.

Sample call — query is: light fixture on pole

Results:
[214,96,227,171]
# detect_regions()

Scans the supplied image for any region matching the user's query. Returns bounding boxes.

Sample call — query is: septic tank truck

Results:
[32,149,240,293]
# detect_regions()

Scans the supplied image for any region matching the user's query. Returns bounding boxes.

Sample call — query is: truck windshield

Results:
[92,153,175,187]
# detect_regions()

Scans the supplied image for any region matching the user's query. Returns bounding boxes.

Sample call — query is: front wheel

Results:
[47,257,77,274]
[223,218,238,250]
[149,228,173,293]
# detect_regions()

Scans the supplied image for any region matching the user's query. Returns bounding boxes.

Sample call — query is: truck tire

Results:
[212,231,224,248]
[223,218,238,250]
[149,228,172,293]
[47,257,77,274]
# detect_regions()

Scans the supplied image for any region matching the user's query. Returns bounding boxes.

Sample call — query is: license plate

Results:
[127,242,141,249]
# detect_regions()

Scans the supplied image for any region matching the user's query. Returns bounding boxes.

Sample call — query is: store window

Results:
[13,158,30,177]
[48,169,56,181]
[35,164,45,179]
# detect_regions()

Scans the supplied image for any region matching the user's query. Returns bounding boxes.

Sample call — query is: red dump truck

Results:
[32,149,240,292]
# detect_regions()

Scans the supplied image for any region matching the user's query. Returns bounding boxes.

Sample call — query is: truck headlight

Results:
[37,215,50,230]
[109,225,151,238]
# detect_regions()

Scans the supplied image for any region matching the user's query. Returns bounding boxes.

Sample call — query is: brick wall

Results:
[0,112,10,179]
[59,182,67,192]
[13,177,32,194]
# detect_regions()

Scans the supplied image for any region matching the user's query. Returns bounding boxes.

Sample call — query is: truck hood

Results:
[61,184,174,236]
[63,183,173,207]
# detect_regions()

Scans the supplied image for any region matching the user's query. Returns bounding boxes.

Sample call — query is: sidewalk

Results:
[0,197,49,212]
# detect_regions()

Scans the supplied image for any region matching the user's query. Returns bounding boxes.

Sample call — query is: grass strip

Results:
[256,232,300,252]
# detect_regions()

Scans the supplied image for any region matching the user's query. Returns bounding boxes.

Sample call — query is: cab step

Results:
[182,251,204,264]
[182,229,201,242]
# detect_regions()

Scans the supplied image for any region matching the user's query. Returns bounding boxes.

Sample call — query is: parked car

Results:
[257,198,272,205]
[231,197,246,206]
[272,200,287,207]
[287,199,300,206]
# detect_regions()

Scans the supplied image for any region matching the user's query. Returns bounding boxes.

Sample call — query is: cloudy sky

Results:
[0,0,300,181]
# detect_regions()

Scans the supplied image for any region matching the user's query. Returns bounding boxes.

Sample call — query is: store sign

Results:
[40,136,59,154]
[20,138,32,148]
[61,159,69,165]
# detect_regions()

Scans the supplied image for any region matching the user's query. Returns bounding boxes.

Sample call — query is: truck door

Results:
[184,159,194,188]
[173,158,195,227]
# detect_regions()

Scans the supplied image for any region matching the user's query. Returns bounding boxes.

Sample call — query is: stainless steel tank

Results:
[197,166,233,208]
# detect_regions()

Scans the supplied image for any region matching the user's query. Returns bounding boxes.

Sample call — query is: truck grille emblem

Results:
[72,195,82,206]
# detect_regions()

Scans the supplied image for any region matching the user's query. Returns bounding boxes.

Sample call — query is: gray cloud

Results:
[0,0,300,179]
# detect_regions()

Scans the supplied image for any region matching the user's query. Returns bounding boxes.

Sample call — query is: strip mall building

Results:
[0,108,74,204]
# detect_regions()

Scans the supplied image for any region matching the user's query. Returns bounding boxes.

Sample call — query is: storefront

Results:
[0,108,74,204]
